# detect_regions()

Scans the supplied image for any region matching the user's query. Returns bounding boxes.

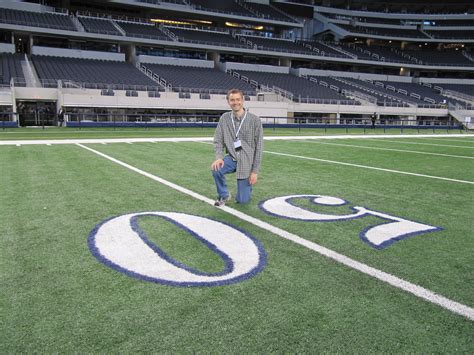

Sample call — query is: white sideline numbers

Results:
[88,212,266,287]
[259,195,441,249]
[89,196,440,286]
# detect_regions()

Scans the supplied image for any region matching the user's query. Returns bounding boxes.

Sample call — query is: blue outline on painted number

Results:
[88,212,267,287]
[258,194,443,250]
[130,214,234,277]
[358,209,443,250]
[259,195,367,222]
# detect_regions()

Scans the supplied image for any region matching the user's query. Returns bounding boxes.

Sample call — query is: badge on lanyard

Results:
[234,139,242,151]
[232,110,247,152]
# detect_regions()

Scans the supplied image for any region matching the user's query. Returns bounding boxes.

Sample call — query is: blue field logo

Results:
[88,212,267,286]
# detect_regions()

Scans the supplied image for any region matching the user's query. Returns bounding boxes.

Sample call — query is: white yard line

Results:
[264,150,474,185]
[76,143,474,321]
[0,133,472,146]
[0,137,213,146]
[294,140,474,159]
[198,140,473,184]
[370,138,474,149]
[415,137,474,144]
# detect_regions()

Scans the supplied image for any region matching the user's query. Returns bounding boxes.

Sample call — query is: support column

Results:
[208,51,220,67]
[279,57,291,68]
[124,44,137,65]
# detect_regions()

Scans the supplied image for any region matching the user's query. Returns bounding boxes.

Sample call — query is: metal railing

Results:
[62,113,466,132]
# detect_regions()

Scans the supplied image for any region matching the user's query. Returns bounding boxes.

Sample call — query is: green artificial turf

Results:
[1,135,473,352]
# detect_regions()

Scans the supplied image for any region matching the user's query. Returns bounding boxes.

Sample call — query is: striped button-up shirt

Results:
[214,110,263,179]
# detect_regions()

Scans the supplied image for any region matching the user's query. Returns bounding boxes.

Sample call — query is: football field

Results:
[1,129,473,352]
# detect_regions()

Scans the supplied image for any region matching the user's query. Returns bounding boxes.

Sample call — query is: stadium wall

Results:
[295,68,413,83]
[138,55,214,68]
[223,62,290,74]
[0,43,15,54]
[31,46,126,61]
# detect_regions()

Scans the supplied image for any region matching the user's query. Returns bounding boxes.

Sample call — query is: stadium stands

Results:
[333,77,426,106]
[142,64,255,95]
[335,42,374,60]
[116,21,171,41]
[403,50,474,66]
[427,30,474,39]
[0,53,25,86]
[188,0,253,17]
[236,70,360,104]
[434,83,474,96]
[168,27,245,48]
[297,41,351,58]
[78,17,122,36]
[243,2,298,23]
[0,8,76,31]
[31,56,160,90]
[0,0,471,129]
[338,24,430,39]
[237,35,314,55]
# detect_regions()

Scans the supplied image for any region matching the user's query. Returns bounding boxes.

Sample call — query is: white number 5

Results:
[259,195,441,249]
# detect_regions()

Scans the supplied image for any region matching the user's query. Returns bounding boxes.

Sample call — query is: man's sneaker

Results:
[214,194,231,207]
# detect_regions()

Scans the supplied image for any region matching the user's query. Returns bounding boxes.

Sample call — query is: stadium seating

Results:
[332,77,417,106]
[31,56,160,90]
[116,21,171,41]
[362,45,417,64]
[338,24,430,39]
[334,42,373,60]
[142,64,255,95]
[237,36,314,55]
[0,1,471,131]
[243,2,298,23]
[433,83,474,96]
[297,41,351,58]
[0,8,76,31]
[402,50,474,66]
[78,17,122,36]
[167,27,244,48]
[372,81,474,108]
[427,30,474,39]
[0,53,25,86]
[188,0,253,17]
[237,71,359,104]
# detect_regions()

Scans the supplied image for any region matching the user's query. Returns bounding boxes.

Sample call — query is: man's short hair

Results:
[226,88,244,100]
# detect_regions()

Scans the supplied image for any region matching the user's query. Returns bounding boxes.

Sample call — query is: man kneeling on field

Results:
[211,88,263,206]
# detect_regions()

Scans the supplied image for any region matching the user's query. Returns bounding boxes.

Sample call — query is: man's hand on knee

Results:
[211,159,225,171]
[249,172,258,185]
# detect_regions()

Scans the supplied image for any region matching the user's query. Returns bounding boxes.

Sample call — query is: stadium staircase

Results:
[111,21,127,36]
[21,55,41,88]
[323,43,356,59]
[70,15,85,32]
[331,77,412,107]
[448,106,474,129]
[440,89,474,108]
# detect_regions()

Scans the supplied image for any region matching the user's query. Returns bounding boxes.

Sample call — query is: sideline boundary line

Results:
[0,133,472,146]
[76,143,474,321]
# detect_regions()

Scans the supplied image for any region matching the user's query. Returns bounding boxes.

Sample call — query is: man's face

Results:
[227,93,244,113]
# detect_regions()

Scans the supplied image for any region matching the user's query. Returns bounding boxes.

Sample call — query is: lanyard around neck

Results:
[231,109,247,138]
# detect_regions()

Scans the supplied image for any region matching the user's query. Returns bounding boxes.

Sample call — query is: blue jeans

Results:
[212,155,253,204]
